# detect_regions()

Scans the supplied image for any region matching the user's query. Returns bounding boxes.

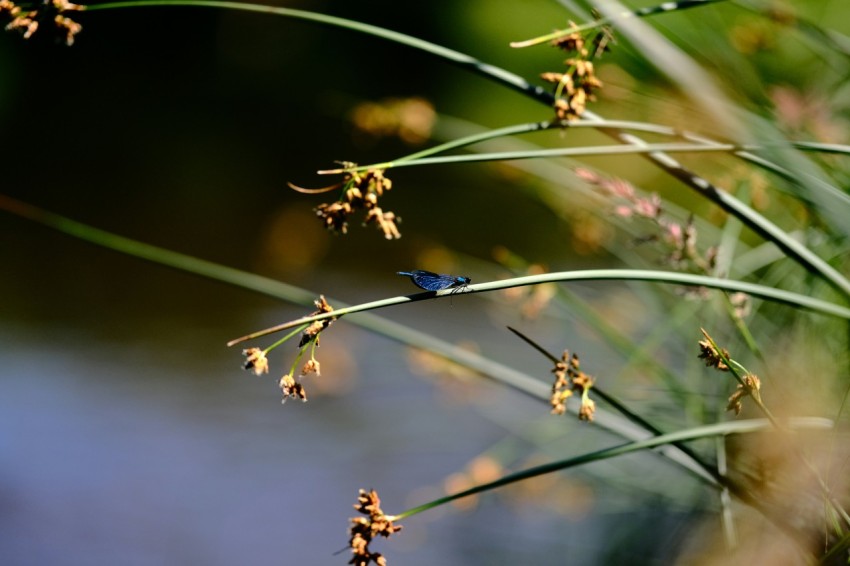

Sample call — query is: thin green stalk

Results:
[0,194,320,306]
[715,435,738,549]
[321,121,850,177]
[722,293,763,360]
[3,195,838,537]
[228,270,850,345]
[391,121,558,165]
[309,113,850,238]
[325,121,850,233]
[392,416,833,520]
[265,325,308,354]
[287,343,309,377]
[509,0,728,48]
[701,330,778,424]
[319,142,749,173]
[0,194,718,484]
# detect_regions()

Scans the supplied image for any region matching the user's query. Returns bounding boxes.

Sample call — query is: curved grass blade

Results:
[0,193,719,485]
[393,416,834,520]
[228,269,850,344]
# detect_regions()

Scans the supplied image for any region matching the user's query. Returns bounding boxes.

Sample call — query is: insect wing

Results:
[411,272,459,291]
[397,270,471,292]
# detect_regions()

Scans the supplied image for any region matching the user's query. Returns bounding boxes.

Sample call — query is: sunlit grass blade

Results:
[392,416,834,520]
[509,0,727,48]
[227,270,850,343]
[0,193,720,484]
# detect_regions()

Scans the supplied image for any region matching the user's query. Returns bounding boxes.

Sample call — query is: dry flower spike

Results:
[2,0,83,45]
[299,294,335,347]
[540,22,606,121]
[697,333,730,372]
[305,168,402,240]
[242,347,269,376]
[279,373,307,403]
[348,489,402,566]
[726,373,761,416]
[550,350,596,421]
[237,295,336,405]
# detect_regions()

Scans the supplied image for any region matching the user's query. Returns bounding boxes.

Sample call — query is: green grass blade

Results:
[0,194,719,485]
[394,416,833,520]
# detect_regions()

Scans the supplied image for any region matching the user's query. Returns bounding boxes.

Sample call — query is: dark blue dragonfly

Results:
[397,270,471,293]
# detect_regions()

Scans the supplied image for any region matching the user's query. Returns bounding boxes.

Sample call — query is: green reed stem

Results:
[321,142,744,173]
[509,0,728,48]
[317,118,850,219]
[0,193,720,484]
[392,416,833,520]
[318,141,850,173]
[264,325,308,354]
[228,271,850,345]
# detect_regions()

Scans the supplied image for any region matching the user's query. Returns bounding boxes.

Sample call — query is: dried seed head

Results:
[242,348,269,376]
[279,374,307,403]
[550,24,585,53]
[301,358,321,376]
[348,489,402,565]
[314,295,334,314]
[549,350,596,419]
[309,168,401,239]
[726,375,760,416]
[579,396,596,422]
[2,0,83,45]
[698,338,730,372]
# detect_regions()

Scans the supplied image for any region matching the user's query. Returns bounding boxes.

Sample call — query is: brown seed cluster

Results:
[540,23,606,121]
[1,0,82,45]
[348,489,402,566]
[697,338,730,372]
[698,329,762,416]
[282,295,335,403]
[278,373,307,403]
[240,295,336,404]
[299,295,335,347]
[314,168,401,240]
[726,373,761,416]
[242,347,269,376]
[550,351,596,421]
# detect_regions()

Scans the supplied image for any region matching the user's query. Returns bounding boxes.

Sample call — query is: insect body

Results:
[397,270,471,292]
